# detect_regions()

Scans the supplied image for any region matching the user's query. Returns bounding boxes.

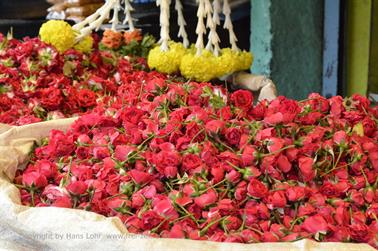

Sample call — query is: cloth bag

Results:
[0,119,375,251]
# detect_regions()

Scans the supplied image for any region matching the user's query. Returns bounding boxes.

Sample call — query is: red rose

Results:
[267,191,287,209]
[329,96,345,117]
[225,127,241,146]
[114,145,137,161]
[211,166,225,183]
[302,215,328,234]
[39,87,63,110]
[352,94,370,111]
[22,172,48,188]
[34,160,57,179]
[218,106,233,120]
[51,196,72,208]
[226,169,241,184]
[141,211,162,230]
[308,93,329,113]
[75,146,90,159]
[129,170,153,186]
[223,216,242,231]
[298,156,315,182]
[77,89,97,108]
[168,224,185,239]
[153,199,179,219]
[66,181,88,195]
[334,207,350,225]
[230,90,253,110]
[248,100,267,120]
[247,178,268,198]
[349,223,371,242]
[319,182,338,197]
[49,130,75,157]
[285,186,306,202]
[362,117,376,137]
[93,146,111,159]
[194,189,217,208]
[181,154,202,172]
[205,120,226,135]
[185,121,205,142]
[155,151,181,174]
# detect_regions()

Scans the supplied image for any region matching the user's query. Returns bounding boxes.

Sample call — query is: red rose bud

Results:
[77,134,92,145]
[285,186,306,202]
[223,216,242,231]
[266,137,285,153]
[168,224,185,239]
[298,156,315,182]
[277,154,292,173]
[302,215,328,234]
[333,130,348,146]
[247,178,268,199]
[350,190,365,206]
[334,207,350,225]
[226,169,241,184]
[114,145,137,162]
[267,191,287,209]
[194,189,217,208]
[230,89,253,110]
[66,181,88,195]
[261,232,279,242]
[242,145,257,166]
[22,172,48,189]
[363,187,375,203]
[129,169,153,186]
[210,166,225,183]
[164,165,178,178]
[205,120,226,135]
[51,196,72,208]
[153,199,179,219]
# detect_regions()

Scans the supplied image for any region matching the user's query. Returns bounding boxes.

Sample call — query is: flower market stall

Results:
[0,0,377,250]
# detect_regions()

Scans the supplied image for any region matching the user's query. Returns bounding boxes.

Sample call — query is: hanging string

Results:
[123,0,135,31]
[195,0,206,56]
[175,0,189,48]
[157,0,171,51]
[223,0,239,52]
[205,0,221,56]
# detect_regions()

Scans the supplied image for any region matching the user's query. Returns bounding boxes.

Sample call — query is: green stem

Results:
[199,216,227,236]
[261,145,296,157]
[30,190,35,207]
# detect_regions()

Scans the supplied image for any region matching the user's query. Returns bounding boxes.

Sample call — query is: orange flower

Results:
[101,29,123,49]
[124,30,142,44]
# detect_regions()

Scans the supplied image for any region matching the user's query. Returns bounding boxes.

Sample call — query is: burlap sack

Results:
[0,119,375,251]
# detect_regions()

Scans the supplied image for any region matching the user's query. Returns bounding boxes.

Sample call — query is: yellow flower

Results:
[39,20,75,53]
[214,48,238,77]
[147,42,186,74]
[74,35,94,53]
[235,51,253,71]
[180,50,216,82]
